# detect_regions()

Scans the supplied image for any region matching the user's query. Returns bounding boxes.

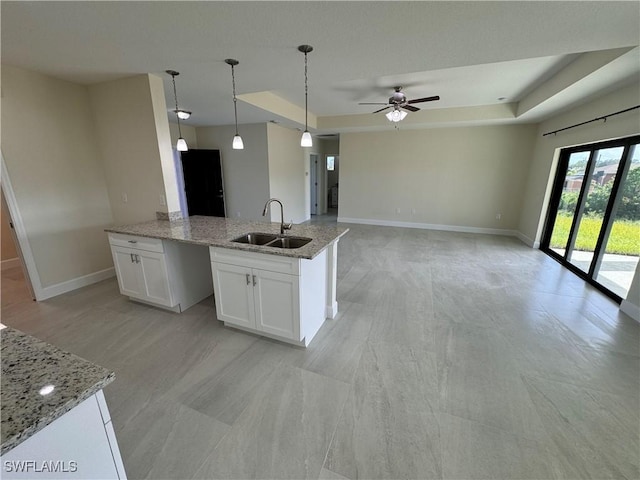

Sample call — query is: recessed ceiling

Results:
[2,1,639,132]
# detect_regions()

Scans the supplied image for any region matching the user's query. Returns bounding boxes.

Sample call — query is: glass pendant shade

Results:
[176,137,188,152]
[300,130,313,147]
[232,134,244,150]
[386,109,408,122]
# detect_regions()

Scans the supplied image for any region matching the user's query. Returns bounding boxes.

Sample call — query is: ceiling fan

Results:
[359,86,440,121]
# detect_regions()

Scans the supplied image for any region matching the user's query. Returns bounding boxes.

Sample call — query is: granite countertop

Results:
[105,216,349,260]
[1,328,115,454]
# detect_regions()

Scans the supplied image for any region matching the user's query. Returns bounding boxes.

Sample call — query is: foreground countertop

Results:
[106,216,349,260]
[0,328,115,455]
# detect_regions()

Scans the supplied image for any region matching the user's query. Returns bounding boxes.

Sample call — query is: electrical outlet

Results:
[159,194,166,206]
[496,213,502,220]
[121,193,128,203]
[411,208,416,215]
[396,208,401,214]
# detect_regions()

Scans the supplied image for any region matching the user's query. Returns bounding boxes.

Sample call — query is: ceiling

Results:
[2,1,639,134]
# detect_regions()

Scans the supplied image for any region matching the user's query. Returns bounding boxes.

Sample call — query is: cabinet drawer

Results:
[210,247,300,275]
[108,233,164,253]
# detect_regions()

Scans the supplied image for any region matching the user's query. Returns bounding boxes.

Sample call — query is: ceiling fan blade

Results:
[372,106,392,114]
[402,105,420,112]
[406,95,440,104]
[358,102,390,105]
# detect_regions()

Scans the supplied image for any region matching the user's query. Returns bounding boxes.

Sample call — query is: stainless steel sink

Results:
[232,232,278,245]
[265,236,312,249]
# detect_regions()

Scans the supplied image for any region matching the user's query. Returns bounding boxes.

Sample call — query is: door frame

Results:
[540,134,639,302]
[310,154,318,215]
[1,152,38,300]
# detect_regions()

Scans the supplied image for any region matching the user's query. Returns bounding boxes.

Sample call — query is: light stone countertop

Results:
[0,328,115,455]
[105,216,349,260]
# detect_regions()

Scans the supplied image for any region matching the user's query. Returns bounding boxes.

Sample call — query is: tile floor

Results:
[2,222,638,479]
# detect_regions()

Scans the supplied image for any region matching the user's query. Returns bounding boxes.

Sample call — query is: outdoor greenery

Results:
[550,214,640,255]
[559,168,640,220]
[552,167,640,256]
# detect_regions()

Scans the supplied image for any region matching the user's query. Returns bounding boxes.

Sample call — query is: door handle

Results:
[130,253,135,263]
[253,275,257,286]
[246,273,250,285]
[128,240,138,244]
[135,254,140,264]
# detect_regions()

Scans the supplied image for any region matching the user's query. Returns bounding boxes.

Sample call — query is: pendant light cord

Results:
[231,64,239,136]
[304,51,308,131]
[171,74,183,138]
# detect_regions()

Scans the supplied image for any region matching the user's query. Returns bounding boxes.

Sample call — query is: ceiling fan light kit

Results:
[175,109,191,120]
[298,44,313,148]
[225,58,244,150]
[360,86,440,123]
[166,70,189,152]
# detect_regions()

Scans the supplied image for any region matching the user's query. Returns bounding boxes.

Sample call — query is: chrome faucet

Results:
[262,198,292,234]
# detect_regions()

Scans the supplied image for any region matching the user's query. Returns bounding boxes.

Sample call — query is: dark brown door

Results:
[180,149,226,217]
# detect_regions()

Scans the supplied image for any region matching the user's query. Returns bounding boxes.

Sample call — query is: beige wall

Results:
[1,65,114,287]
[266,123,308,224]
[88,75,169,224]
[339,125,537,230]
[149,74,181,214]
[169,122,198,149]
[518,82,640,246]
[1,189,18,261]
[196,124,270,221]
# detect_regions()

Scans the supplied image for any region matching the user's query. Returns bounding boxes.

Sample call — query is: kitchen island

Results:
[0,327,126,479]
[106,216,349,346]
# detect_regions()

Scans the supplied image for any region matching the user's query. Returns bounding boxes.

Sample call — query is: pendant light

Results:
[225,59,244,150]
[298,45,313,147]
[166,70,188,152]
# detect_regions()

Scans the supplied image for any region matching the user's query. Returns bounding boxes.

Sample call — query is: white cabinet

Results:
[109,233,212,312]
[112,246,172,307]
[210,247,325,346]
[1,391,126,479]
[212,262,300,341]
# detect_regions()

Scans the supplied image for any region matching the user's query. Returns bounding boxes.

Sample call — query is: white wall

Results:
[338,125,537,231]
[1,65,114,289]
[88,75,170,225]
[518,82,640,246]
[196,124,270,221]
[266,123,308,224]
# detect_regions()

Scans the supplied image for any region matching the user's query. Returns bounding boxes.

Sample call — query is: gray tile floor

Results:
[2,221,639,479]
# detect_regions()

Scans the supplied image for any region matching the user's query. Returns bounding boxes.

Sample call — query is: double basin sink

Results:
[232,232,312,249]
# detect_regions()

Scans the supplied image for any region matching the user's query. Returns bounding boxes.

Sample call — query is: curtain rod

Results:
[542,105,640,137]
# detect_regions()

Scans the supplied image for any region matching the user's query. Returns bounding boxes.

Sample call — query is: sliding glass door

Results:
[541,135,640,301]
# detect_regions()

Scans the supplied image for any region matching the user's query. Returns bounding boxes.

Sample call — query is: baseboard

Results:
[38,267,116,301]
[620,299,640,323]
[516,231,540,249]
[336,216,518,237]
[1,258,20,271]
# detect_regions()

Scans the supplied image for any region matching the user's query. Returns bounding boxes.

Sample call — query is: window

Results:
[326,156,335,171]
[541,135,640,301]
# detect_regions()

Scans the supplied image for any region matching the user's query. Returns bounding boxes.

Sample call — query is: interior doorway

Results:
[326,154,339,212]
[180,149,226,217]
[1,187,35,304]
[541,135,640,301]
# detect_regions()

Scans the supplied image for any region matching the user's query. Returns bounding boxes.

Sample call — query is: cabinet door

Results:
[211,262,255,329]
[112,246,143,298]
[253,269,300,341]
[138,251,174,307]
